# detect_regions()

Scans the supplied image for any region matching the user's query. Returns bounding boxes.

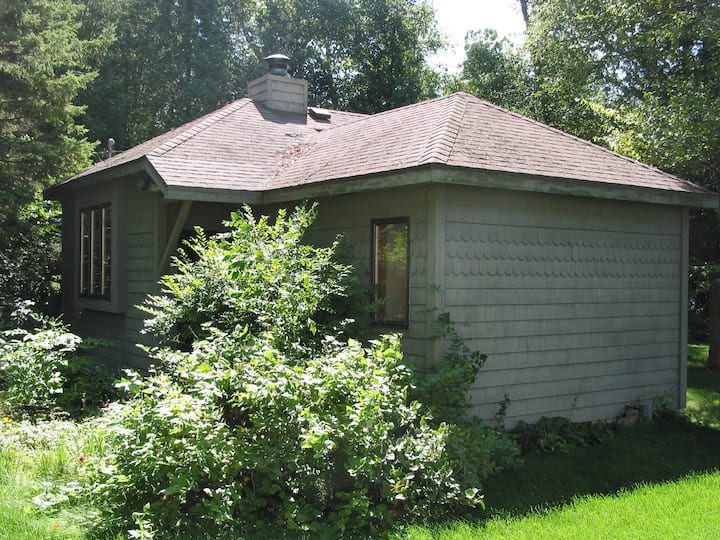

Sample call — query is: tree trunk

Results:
[708,271,720,370]
[518,0,530,28]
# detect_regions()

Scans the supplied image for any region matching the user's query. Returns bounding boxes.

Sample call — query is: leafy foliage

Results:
[0,302,118,416]
[0,198,61,310]
[90,333,477,538]
[0,0,109,221]
[0,0,109,311]
[451,29,534,114]
[140,204,361,351]
[77,0,253,152]
[525,0,720,182]
[0,308,81,412]
[510,416,617,454]
[86,206,496,538]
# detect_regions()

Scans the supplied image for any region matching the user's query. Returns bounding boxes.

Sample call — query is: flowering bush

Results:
[0,309,80,411]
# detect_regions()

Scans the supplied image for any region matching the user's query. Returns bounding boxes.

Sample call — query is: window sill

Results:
[77,296,125,314]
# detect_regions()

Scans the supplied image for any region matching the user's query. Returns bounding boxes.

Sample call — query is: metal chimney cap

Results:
[264,53,290,76]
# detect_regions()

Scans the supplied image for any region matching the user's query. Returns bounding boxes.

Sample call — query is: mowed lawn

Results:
[398,344,720,539]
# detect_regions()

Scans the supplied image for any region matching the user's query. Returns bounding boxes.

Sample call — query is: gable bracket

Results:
[157,200,192,276]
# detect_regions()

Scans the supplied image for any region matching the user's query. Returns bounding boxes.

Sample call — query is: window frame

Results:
[79,203,112,300]
[371,217,410,327]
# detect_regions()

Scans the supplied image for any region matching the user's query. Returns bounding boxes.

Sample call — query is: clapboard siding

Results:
[70,183,162,367]
[477,340,678,370]
[443,185,684,426]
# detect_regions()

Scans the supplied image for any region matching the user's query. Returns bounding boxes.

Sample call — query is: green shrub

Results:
[510,416,617,454]
[90,332,479,538]
[412,311,521,491]
[0,302,118,416]
[56,355,123,415]
[86,205,519,538]
[0,199,62,313]
[139,204,360,352]
[0,311,80,411]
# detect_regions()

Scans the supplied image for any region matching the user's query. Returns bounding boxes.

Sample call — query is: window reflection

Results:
[80,204,111,298]
[372,219,409,324]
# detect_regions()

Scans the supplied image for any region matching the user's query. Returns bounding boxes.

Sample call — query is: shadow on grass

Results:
[686,367,720,430]
[464,347,720,521]
[478,413,720,520]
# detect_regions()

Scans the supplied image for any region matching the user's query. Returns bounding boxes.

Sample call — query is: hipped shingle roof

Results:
[52,92,717,204]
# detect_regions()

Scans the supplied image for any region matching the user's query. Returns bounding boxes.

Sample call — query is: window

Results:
[80,204,112,298]
[372,218,409,325]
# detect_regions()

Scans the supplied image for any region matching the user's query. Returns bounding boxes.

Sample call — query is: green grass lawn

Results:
[0,419,89,540]
[402,472,720,539]
[2,345,720,539]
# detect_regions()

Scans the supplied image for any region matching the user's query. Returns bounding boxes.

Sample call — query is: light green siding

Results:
[442,184,685,425]
[59,177,691,426]
[306,186,430,362]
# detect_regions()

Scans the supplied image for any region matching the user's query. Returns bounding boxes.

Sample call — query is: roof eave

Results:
[256,164,720,208]
[46,160,719,210]
[162,186,263,204]
[433,165,720,209]
[45,158,150,199]
[260,166,434,204]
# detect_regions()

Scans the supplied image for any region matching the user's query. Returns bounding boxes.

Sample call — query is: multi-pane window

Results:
[80,204,112,298]
[372,218,409,325]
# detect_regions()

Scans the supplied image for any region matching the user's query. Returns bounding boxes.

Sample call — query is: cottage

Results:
[47,57,719,426]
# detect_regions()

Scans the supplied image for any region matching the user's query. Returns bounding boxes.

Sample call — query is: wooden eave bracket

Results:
[157,200,192,276]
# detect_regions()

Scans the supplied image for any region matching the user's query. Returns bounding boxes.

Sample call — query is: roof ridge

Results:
[471,97,704,190]
[419,93,469,164]
[148,99,253,158]
[324,93,461,130]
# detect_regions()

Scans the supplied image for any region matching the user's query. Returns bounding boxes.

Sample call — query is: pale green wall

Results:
[441,184,686,425]
[59,178,690,426]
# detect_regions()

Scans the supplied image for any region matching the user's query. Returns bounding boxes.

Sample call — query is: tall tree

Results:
[79,0,252,152]
[518,0,530,27]
[0,0,109,309]
[526,0,720,181]
[0,0,109,221]
[452,29,533,114]
[228,0,443,112]
[524,0,720,352]
[79,0,443,149]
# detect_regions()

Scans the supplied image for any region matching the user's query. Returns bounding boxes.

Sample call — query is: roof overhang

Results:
[46,162,720,210]
[435,166,720,209]
[45,157,152,199]
[259,164,720,209]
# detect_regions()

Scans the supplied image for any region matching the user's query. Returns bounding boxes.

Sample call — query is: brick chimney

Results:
[247,53,308,114]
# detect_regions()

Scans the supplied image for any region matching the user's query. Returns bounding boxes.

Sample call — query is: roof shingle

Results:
[54,91,716,202]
